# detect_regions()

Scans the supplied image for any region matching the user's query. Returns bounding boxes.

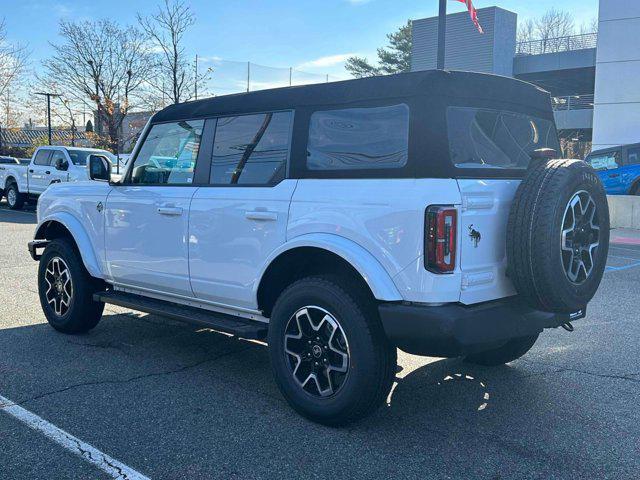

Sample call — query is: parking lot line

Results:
[0,394,150,480]
[605,262,640,272]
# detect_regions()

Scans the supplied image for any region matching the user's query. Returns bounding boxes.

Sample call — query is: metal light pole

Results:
[34,92,61,145]
[437,0,447,70]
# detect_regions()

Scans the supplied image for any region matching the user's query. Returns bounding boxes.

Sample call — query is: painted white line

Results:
[0,394,150,480]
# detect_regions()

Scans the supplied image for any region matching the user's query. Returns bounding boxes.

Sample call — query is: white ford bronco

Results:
[29,71,610,425]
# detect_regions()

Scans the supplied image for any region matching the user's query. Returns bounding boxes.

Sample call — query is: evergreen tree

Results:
[345,21,412,78]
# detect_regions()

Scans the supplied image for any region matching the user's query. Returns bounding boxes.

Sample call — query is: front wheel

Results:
[38,238,105,334]
[464,334,539,366]
[268,276,396,426]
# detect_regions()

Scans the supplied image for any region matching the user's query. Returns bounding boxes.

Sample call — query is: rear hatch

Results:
[457,179,519,304]
[446,106,561,305]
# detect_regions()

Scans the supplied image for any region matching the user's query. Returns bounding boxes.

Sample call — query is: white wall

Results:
[592,1,640,150]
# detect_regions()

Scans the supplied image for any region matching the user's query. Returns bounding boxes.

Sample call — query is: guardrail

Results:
[516,33,597,56]
[552,94,595,111]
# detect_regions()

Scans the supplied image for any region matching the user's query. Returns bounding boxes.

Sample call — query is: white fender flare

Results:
[34,212,103,279]
[255,233,403,302]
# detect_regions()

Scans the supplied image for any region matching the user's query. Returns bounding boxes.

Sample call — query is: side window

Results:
[210,111,292,185]
[130,120,204,185]
[588,151,621,171]
[50,150,66,166]
[627,147,640,166]
[33,150,52,166]
[307,104,410,171]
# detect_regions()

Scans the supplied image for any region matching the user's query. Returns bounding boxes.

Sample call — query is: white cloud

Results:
[298,53,356,70]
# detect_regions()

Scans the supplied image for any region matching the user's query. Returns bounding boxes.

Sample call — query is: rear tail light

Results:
[425,206,457,273]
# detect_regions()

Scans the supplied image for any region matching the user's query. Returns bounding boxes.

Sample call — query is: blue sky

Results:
[1,0,599,93]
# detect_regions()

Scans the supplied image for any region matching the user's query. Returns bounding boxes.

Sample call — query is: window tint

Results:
[33,150,52,166]
[210,112,291,185]
[588,151,621,171]
[447,107,560,170]
[130,120,204,185]
[307,104,409,171]
[50,150,66,166]
[0,157,18,164]
[627,147,640,166]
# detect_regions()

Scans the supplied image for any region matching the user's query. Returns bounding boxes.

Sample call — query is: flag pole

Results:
[437,0,447,70]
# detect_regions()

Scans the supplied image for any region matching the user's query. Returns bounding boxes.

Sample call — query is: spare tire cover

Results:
[507,159,610,313]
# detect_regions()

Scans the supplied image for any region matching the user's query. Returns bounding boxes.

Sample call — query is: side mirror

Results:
[89,155,112,181]
[54,157,69,171]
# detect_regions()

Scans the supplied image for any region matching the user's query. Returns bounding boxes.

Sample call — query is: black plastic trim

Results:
[379,298,581,357]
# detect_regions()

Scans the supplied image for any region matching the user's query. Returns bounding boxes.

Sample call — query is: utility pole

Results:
[247,62,251,92]
[437,0,447,70]
[35,92,61,145]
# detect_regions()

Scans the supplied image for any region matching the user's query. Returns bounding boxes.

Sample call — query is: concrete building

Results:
[592,1,640,150]
[411,6,598,149]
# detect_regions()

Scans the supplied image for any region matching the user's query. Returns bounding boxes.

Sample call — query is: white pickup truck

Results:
[29,71,610,426]
[0,146,113,210]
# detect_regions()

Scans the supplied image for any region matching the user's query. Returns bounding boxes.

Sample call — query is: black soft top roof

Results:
[153,69,552,123]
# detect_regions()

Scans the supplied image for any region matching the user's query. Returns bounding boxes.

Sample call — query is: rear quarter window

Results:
[306,104,409,171]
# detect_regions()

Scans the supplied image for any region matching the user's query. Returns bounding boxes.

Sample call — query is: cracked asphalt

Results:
[1,202,639,480]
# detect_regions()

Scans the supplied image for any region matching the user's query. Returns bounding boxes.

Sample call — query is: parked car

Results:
[29,71,610,425]
[0,146,113,209]
[0,155,20,165]
[585,143,640,195]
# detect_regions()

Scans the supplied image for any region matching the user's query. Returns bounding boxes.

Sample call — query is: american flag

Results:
[454,0,484,34]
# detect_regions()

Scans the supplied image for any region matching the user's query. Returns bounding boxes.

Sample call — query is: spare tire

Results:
[507,159,610,313]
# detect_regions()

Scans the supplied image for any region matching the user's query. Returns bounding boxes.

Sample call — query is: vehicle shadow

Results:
[0,203,37,225]
[0,311,620,478]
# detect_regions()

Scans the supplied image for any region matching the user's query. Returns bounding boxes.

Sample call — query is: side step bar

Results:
[94,291,268,340]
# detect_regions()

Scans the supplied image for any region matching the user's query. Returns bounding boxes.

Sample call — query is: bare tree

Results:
[0,19,29,100]
[138,0,208,104]
[42,19,152,152]
[517,9,579,54]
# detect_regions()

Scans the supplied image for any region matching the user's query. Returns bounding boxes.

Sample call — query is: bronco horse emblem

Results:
[468,225,481,247]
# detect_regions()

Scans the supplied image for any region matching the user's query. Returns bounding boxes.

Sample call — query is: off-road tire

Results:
[6,183,25,210]
[268,276,397,426]
[507,159,610,313]
[38,238,104,334]
[464,334,539,366]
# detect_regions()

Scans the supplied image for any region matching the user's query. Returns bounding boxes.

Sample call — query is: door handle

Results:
[29,169,34,173]
[245,210,278,221]
[45,171,51,175]
[157,206,183,216]
[609,173,620,178]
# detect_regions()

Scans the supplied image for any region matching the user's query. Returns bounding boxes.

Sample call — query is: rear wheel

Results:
[38,238,104,334]
[268,276,396,426]
[464,334,539,366]
[6,183,25,210]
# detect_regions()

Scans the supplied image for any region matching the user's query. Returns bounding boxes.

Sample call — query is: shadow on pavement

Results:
[0,311,636,479]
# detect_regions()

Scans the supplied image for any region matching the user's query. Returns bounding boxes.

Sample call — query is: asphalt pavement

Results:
[0,202,639,479]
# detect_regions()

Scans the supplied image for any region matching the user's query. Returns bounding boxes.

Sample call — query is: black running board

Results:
[94,291,268,340]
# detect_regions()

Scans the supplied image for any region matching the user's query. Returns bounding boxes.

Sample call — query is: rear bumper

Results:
[379,298,583,357]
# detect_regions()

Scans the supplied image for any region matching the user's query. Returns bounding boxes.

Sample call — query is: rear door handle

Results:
[609,173,620,178]
[245,210,278,221]
[157,206,183,216]
[45,171,51,175]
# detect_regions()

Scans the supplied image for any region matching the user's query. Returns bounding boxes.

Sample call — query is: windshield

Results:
[447,107,560,170]
[67,149,114,166]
